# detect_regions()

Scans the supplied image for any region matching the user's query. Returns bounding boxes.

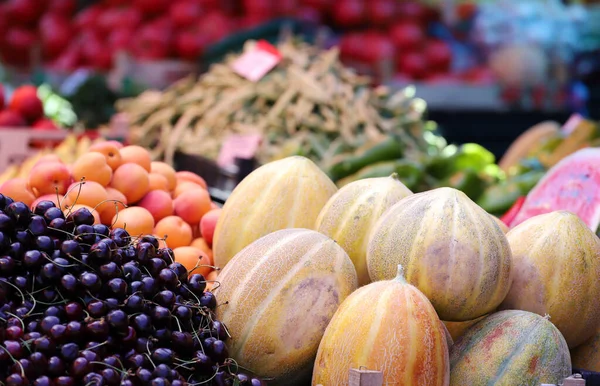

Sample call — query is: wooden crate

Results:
[0,128,69,174]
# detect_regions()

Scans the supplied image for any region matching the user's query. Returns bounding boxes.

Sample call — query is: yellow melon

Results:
[571,327,600,371]
[312,265,450,385]
[214,228,357,385]
[315,173,412,286]
[367,187,512,321]
[499,211,600,348]
[491,214,509,233]
[443,314,488,342]
[213,156,337,268]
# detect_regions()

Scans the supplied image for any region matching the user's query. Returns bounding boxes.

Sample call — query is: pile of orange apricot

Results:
[0,140,221,286]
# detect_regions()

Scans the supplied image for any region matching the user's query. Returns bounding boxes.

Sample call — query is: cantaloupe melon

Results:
[443,314,487,343]
[214,228,357,385]
[499,211,600,348]
[312,265,450,386]
[213,156,337,268]
[367,187,513,321]
[491,214,509,233]
[450,310,571,385]
[571,327,600,371]
[315,173,412,286]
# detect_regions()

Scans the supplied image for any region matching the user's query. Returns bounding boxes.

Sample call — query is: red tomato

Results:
[80,32,113,71]
[108,27,135,52]
[397,51,428,80]
[131,22,173,60]
[3,27,36,66]
[198,11,233,43]
[74,5,103,33]
[169,1,203,29]
[423,39,452,72]
[39,14,72,60]
[97,7,142,35]
[396,1,429,25]
[361,32,395,63]
[243,0,272,17]
[276,0,297,16]
[462,66,496,85]
[332,0,364,28]
[174,29,211,61]
[366,0,396,26]
[302,0,331,12]
[6,0,43,26]
[33,118,58,130]
[339,33,363,60]
[390,22,425,51]
[47,0,76,17]
[133,0,170,16]
[47,42,81,72]
[239,14,271,30]
[9,85,44,124]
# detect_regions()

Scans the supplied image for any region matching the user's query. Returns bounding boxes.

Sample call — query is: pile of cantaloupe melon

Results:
[210,156,600,386]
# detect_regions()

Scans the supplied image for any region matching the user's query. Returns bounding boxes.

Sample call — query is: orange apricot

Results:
[148,173,169,192]
[190,237,213,260]
[175,171,207,190]
[89,141,123,171]
[154,215,193,249]
[111,206,155,237]
[174,188,212,225]
[173,246,212,277]
[109,163,149,204]
[119,145,152,172]
[151,162,177,191]
[63,181,108,211]
[199,208,221,246]
[0,178,36,206]
[28,162,71,195]
[99,187,127,225]
[173,181,205,199]
[137,190,173,223]
[72,152,113,187]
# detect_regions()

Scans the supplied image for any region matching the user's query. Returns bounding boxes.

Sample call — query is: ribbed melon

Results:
[443,314,487,343]
[214,228,357,385]
[213,156,337,268]
[571,328,600,371]
[315,173,412,286]
[312,265,450,386]
[491,215,509,233]
[450,310,571,385]
[499,211,600,348]
[367,187,512,321]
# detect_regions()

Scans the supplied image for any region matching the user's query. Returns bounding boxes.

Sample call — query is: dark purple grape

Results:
[48,217,67,237]
[33,375,53,386]
[29,351,48,371]
[148,257,167,275]
[5,373,29,386]
[28,215,47,236]
[33,200,56,215]
[25,322,39,334]
[44,305,63,318]
[79,272,102,293]
[136,368,153,383]
[131,314,153,335]
[158,268,178,288]
[121,381,134,386]
[173,305,192,321]
[70,207,95,226]
[106,278,127,299]
[15,230,33,245]
[66,321,83,340]
[86,320,109,339]
[193,351,213,372]
[172,331,193,352]
[0,194,13,207]
[129,280,143,294]
[11,358,34,378]
[23,249,43,268]
[0,213,15,232]
[0,231,10,250]
[60,342,79,361]
[102,355,121,368]
[49,324,67,343]
[41,262,61,282]
[81,372,102,385]
[121,326,137,346]
[155,290,176,308]
[35,235,55,253]
[41,288,58,302]
[214,371,234,386]
[87,300,107,318]
[74,224,95,246]
[237,373,250,385]
[88,241,112,263]
[126,353,148,368]
[152,364,172,379]
[188,274,207,295]
[136,242,156,264]
[124,294,144,313]
[122,261,142,281]
[141,276,157,296]
[60,240,82,259]
[140,235,159,249]
[47,355,65,376]
[121,246,136,262]
[44,206,64,223]
[105,297,119,310]
[107,309,128,330]
[40,315,60,334]
[157,248,175,264]
[101,368,120,385]
[109,228,130,247]
[64,302,83,321]
[60,274,78,292]
[6,201,32,227]
[172,381,184,386]
[8,241,25,258]
[150,378,169,386]
[0,255,15,274]
[210,340,229,363]
[202,336,217,351]
[154,328,172,344]
[4,340,24,358]
[79,349,99,363]
[5,325,23,340]
[54,376,75,386]
[199,291,217,309]
[169,262,188,282]
[92,223,110,237]
[152,306,172,327]
[70,357,91,378]
[99,262,120,280]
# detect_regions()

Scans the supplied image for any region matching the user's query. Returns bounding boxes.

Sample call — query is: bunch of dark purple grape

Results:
[0,194,265,386]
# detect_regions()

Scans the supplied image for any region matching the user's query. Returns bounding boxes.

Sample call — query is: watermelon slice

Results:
[508,148,600,233]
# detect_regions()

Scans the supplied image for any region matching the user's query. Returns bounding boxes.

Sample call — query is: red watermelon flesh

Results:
[509,148,600,232]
